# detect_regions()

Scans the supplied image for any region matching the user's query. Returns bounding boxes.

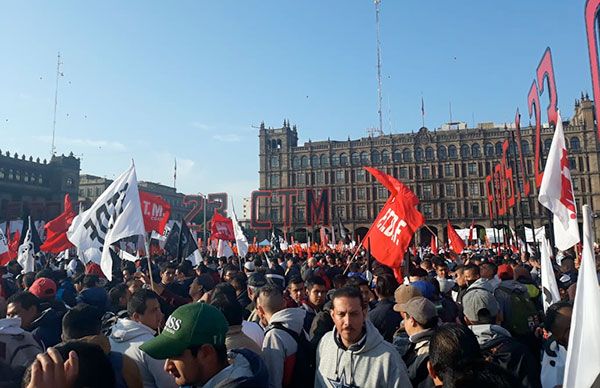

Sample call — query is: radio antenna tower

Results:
[373,0,385,136]
[51,52,63,156]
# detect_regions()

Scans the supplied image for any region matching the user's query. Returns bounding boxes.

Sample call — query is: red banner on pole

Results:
[139,191,171,234]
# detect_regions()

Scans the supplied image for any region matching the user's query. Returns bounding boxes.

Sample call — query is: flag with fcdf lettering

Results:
[363,167,424,281]
[68,163,146,280]
[538,110,580,251]
[447,221,466,254]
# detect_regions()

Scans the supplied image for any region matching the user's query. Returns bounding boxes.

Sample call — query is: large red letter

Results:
[250,190,272,230]
[586,0,600,141]
[536,48,558,127]
[528,81,544,188]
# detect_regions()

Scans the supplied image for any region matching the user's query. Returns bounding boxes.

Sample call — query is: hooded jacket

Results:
[315,319,411,388]
[109,318,177,388]
[469,324,541,388]
[0,317,42,369]
[77,287,109,312]
[30,303,66,347]
[203,348,269,388]
[402,329,435,388]
[262,307,306,388]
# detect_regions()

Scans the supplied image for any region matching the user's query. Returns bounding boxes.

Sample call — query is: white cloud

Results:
[33,135,127,152]
[212,134,242,142]
[191,122,212,131]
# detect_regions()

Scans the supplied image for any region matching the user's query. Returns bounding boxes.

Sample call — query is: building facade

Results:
[258,97,600,243]
[0,151,80,221]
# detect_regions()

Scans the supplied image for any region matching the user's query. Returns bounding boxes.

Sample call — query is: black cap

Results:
[248,272,267,288]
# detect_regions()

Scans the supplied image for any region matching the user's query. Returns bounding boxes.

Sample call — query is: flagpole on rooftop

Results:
[51,52,63,157]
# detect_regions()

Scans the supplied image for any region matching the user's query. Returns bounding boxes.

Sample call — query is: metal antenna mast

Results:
[374,0,384,136]
[51,52,63,156]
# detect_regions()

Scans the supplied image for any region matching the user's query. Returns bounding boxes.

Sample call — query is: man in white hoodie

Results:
[258,284,307,388]
[109,289,177,388]
[315,286,411,387]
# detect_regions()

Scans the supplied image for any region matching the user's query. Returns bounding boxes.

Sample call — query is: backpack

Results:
[265,322,316,388]
[494,286,539,336]
[480,336,511,366]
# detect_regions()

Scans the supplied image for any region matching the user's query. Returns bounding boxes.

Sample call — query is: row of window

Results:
[276,137,583,169]
[0,168,44,184]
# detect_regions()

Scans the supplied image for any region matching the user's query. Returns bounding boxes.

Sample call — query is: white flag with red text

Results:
[538,111,580,251]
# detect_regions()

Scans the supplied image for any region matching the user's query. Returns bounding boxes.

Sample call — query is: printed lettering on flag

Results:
[139,191,171,234]
[210,211,235,241]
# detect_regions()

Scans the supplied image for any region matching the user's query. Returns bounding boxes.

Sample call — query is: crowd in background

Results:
[0,244,596,388]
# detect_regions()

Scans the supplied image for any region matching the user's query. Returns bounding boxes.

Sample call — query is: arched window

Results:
[320,154,329,167]
[371,150,380,164]
[292,157,300,169]
[461,144,470,158]
[448,145,457,159]
[414,147,423,162]
[521,140,530,155]
[425,147,434,161]
[351,152,360,165]
[311,155,320,168]
[331,154,339,166]
[340,153,348,166]
[495,142,503,156]
[544,139,552,151]
[484,142,494,157]
[381,150,390,163]
[301,156,309,168]
[570,137,581,152]
[403,148,412,162]
[360,152,369,164]
[393,150,402,162]
[438,146,447,160]
[471,144,481,157]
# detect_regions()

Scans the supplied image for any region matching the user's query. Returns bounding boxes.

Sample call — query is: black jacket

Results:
[402,329,436,388]
[367,298,401,343]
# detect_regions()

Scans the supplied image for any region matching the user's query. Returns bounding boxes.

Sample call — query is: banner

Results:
[139,191,171,234]
[40,194,76,253]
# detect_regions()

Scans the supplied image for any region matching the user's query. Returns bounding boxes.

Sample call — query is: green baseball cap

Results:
[140,303,228,359]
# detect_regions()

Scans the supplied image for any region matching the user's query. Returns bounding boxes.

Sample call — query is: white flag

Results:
[563,205,600,388]
[68,163,145,280]
[231,208,248,258]
[17,217,35,273]
[540,234,560,313]
[538,111,580,251]
[217,239,234,258]
[185,250,203,267]
[0,227,8,256]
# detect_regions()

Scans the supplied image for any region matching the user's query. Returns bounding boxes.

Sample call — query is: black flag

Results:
[164,223,180,258]
[20,215,42,252]
[178,221,199,261]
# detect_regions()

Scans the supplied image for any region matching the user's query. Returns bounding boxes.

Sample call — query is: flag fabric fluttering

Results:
[19,215,42,253]
[563,205,600,388]
[0,227,10,266]
[139,191,171,234]
[40,194,76,253]
[163,223,181,258]
[17,217,35,273]
[217,239,234,258]
[538,110,580,251]
[231,208,248,258]
[540,233,560,313]
[430,235,438,253]
[178,220,200,263]
[68,163,146,280]
[447,220,466,254]
[210,211,235,241]
[363,167,425,282]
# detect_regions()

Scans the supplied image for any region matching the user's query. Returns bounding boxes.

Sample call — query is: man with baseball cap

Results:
[391,284,422,356]
[462,288,541,388]
[140,303,267,387]
[396,296,438,388]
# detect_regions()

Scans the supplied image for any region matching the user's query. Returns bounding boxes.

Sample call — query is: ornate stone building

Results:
[258,96,600,243]
[0,151,80,221]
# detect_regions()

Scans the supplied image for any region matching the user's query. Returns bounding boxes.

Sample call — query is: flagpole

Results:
[143,234,155,290]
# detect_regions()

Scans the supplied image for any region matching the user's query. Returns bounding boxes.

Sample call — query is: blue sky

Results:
[0,1,591,212]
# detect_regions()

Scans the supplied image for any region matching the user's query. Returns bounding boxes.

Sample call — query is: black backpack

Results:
[266,322,316,388]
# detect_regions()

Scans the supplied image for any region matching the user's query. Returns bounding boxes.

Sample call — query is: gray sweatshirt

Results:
[315,319,411,388]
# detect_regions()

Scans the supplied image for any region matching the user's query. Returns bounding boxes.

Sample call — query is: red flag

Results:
[468,220,475,241]
[139,191,171,234]
[447,220,466,254]
[363,168,425,281]
[430,235,438,253]
[210,211,235,241]
[40,194,76,253]
[8,230,19,260]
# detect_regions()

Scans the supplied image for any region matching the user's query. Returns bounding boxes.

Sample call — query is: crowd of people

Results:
[0,244,595,387]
